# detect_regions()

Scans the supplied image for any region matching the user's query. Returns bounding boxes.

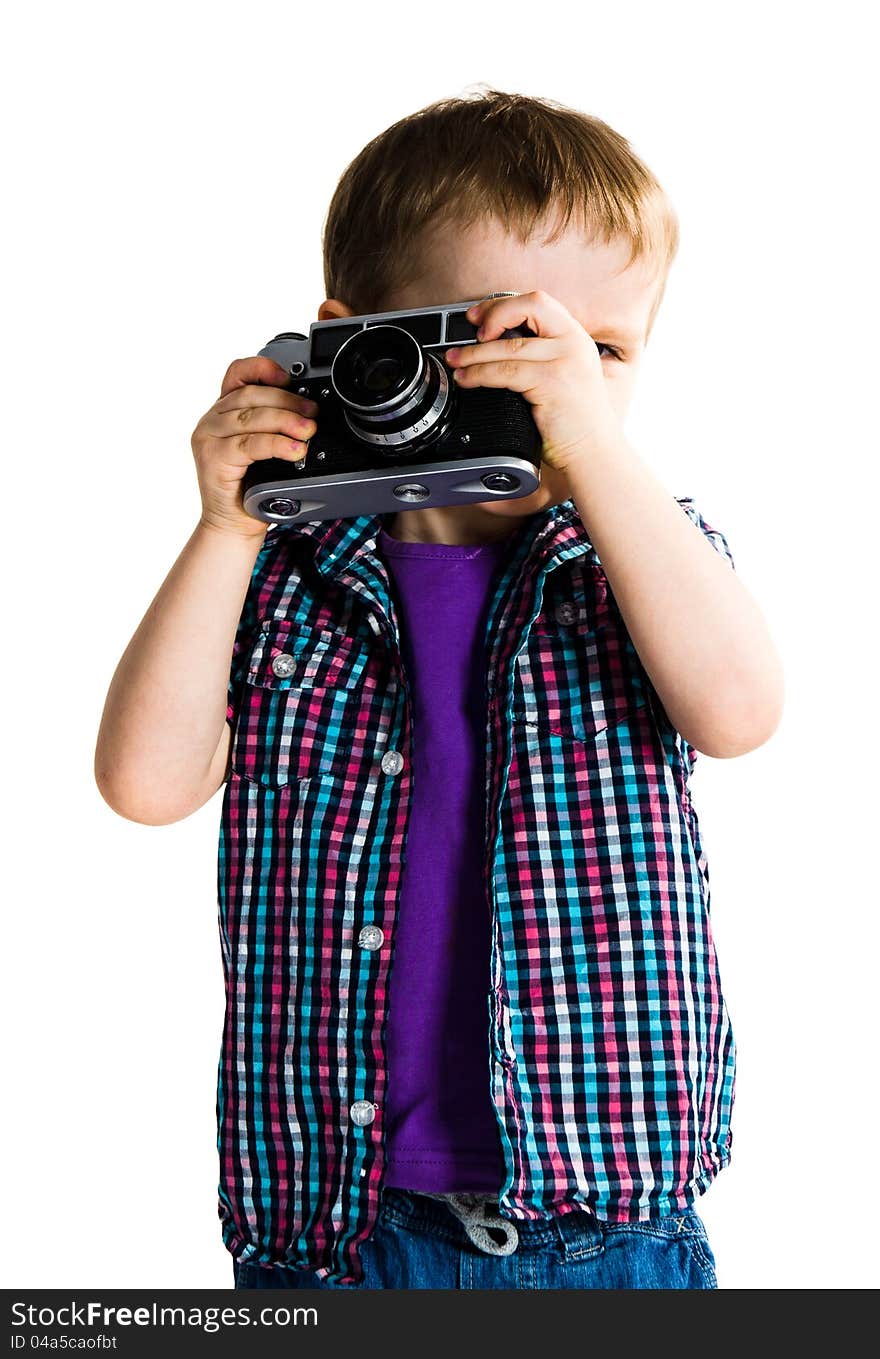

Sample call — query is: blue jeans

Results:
[232,1188,718,1289]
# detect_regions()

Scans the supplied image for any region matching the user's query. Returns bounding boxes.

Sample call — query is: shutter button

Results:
[554,601,577,626]
[350,1100,377,1127]
[271,652,297,678]
[381,750,404,776]
[358,925,384,950]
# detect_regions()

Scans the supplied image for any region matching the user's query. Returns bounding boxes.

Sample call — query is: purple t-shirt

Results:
[377,524,509,1193]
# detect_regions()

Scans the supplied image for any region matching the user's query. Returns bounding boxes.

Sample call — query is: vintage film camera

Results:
[243,292,543,525]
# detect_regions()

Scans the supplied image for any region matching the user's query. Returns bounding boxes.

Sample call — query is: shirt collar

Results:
[264,497,595,576]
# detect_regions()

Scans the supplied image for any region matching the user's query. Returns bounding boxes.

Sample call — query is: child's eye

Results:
[596,343,623,361]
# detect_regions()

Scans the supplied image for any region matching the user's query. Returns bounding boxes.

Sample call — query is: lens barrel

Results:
[330,324,453,451]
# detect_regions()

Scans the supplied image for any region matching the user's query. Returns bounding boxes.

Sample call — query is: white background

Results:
[3,0,877,1291]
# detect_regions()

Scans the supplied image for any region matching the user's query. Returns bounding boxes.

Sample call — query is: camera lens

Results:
[330,324,454,452]
[333,325,420,410]
[361,357,401,394]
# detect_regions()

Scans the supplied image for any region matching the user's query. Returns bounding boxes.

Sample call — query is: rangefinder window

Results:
[445,311,481,344]
[366,314,443,346]
[311,323,362,367]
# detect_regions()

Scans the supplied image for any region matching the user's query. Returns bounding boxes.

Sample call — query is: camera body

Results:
[243,292,543,525]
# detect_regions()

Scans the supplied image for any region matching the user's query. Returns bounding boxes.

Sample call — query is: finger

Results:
[206,403,318,445]
[466,288,571,341]
[444,334,558,370]
[215,384,320,419]
[223,429,312,466]
[448,356,548,400]
[219,354,295,400]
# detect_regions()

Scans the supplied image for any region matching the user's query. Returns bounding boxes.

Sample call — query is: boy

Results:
[95,88,783,1290]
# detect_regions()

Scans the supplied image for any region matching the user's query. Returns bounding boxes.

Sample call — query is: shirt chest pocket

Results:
[511,564,646,742]
[231,620,370,787]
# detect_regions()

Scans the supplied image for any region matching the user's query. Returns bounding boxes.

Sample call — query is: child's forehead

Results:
[397,214,661,337]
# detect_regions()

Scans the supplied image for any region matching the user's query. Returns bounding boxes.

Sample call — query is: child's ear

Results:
[317,298,356,323]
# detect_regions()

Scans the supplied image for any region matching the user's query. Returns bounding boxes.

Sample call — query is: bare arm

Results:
[564,435,785,758]
[94,520,267,824]
[95,354,319,824]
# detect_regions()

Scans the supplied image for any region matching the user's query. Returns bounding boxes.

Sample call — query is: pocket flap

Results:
[532,562,615,637]
[245,621,368,692]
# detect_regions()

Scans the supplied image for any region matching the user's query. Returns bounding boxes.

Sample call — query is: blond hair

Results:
[322,85,679,338]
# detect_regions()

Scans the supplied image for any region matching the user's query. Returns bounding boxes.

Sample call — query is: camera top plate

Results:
[258,292,533,382]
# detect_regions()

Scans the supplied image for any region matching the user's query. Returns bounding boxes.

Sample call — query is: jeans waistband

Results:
[417,1192,518,1256]
[379,1187,602,1258]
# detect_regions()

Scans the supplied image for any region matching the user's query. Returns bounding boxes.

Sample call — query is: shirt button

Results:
[271,652,298,678]
[349,1100,377,1127]
[381,750,404,776]
[554,601,577,626]
[358,925,385,950]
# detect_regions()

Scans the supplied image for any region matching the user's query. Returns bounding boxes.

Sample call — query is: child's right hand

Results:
[191,355,320,538]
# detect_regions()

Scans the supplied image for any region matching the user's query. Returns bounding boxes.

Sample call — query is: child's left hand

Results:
[443,290,624,475]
